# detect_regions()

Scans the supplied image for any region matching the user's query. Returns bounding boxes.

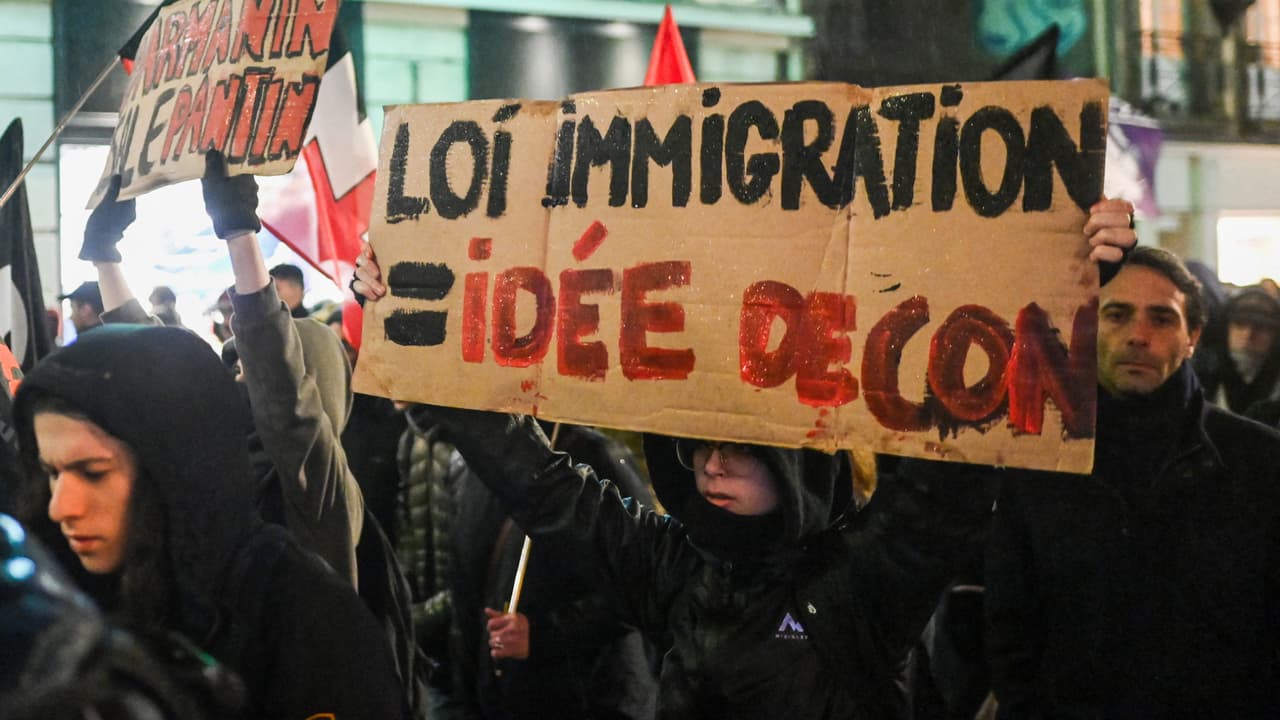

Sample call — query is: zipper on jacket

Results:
[719,561,734,609]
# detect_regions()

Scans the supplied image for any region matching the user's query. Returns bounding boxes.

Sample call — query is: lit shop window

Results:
[1217,214,1280,287]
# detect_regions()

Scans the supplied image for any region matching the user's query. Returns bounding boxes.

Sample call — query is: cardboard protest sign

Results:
[354,80,1108,473]
[90,0,341,206]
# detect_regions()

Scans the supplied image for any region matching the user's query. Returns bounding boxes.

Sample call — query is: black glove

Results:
[411,406,557,488]
[201,151,261,239]
[80,175,135,263]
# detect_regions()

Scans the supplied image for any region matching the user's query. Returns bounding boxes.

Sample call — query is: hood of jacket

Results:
[13,325,258,628]
[644,434,852,560]
[222,313,352,438]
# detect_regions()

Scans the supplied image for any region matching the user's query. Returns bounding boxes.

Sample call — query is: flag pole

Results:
[0,55,119,211]
[507,536,533,614]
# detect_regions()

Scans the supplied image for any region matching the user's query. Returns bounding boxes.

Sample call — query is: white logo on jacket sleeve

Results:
[774,612,808,640]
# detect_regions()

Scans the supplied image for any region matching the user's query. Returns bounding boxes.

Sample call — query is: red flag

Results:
[645,5,697,86]
[259,30,376,350]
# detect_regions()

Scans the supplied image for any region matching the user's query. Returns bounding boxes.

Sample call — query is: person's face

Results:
[1098,265,1201,397]
[1227,321,1277,361]
[69,301,100,332]
[37,412,136,574]
[276,280,304,310]
[692,443,779,516]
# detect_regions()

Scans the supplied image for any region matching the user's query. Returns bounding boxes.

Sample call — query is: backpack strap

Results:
[209,526,291,698]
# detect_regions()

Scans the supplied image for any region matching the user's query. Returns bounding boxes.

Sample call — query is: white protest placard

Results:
[90,0,340,206]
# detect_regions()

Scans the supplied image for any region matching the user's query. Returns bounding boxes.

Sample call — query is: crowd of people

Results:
[3,141,1280,720]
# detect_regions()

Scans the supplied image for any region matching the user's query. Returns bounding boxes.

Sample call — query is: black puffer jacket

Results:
[397,415,457,667]
[986,363,1280,718]
[432,409,996,720]
[11,325,405,720]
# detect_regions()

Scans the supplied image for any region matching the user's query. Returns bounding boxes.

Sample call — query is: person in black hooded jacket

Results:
[80,159,428,719]
[348,197,1137,719]
[378,411,996,719]
[9,324,405,720]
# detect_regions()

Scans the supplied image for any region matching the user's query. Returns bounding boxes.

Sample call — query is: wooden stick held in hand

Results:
[507,422,560,614]
[507,536,532,614]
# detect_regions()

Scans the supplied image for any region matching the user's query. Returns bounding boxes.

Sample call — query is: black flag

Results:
[0,118,54,372]
[990,24,1060,82]
[1209,0,1256,33]
[117,0,179,73]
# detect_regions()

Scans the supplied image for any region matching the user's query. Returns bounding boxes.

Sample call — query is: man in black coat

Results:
[985,247,1280,718]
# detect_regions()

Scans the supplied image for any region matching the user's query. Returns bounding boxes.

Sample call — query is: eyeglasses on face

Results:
[676,440,760,475]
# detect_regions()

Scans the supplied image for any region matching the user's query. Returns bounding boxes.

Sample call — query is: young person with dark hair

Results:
[10,323,406,720]
[76,157,428,717]
[268,263,309,318]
